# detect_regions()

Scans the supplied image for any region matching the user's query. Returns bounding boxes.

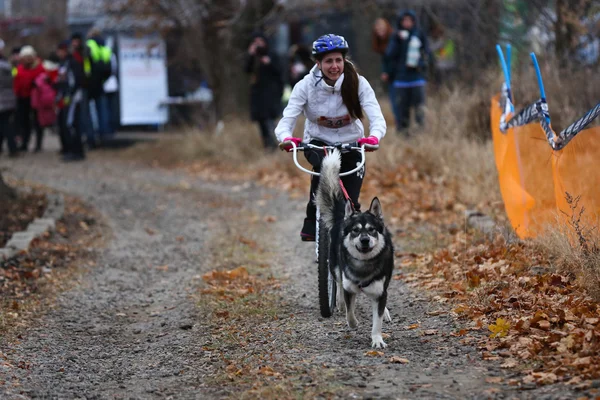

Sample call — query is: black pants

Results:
[396,86,425,131]
[257,118,277,149]
[64,98,85,157]
[57,108,69,153]
[16,97,43,151]
[0,110,17,155]
[304,140,365,221]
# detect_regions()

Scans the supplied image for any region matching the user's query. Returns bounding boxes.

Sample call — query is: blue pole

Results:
[530,52,550,123]
[506,44,512,84]
[495,44,511,91]
[495,44,514,112]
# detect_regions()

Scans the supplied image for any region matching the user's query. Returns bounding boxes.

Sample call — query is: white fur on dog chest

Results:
[342,276,385,298]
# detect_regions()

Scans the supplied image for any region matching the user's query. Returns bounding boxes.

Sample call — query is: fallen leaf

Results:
[573,356,591,366]
[364,351,384,357]
[500,359,518,369]
[537,320,551,330]
[485,377,503,384]
[406,323,420,330]
[389,356,409,364]
[532,372,558,384]
[179,180,191,190]
[488,318,510,338]
[423,329,438,336]
[426,310,446,316]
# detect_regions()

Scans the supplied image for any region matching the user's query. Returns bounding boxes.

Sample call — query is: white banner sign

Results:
[118,35,169,125]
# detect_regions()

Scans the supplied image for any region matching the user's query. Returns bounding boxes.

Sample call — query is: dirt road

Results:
[0,140,581,399]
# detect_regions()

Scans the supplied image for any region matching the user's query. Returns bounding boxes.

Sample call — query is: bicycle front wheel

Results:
[318,220,335,317]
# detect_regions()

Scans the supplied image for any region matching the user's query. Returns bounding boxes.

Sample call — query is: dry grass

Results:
[121,81,502,209]
[535,194,600,300]
[511,61,599,132]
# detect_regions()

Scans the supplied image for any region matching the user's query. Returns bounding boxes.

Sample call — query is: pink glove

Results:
[357,136,379,150]
[281,137,302,152]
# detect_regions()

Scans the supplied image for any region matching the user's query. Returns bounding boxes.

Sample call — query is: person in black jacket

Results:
[245,33,283,150]
[382,10,430,135]
[0,42,17,157]
[60,38,88,161]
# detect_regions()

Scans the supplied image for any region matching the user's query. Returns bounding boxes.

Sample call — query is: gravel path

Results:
[0,139,585,399]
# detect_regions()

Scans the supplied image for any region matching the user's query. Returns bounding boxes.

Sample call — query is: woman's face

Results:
[21,55,34,66]
[317,52,344,82]
[374,19,388,38]
[401,16,415,30]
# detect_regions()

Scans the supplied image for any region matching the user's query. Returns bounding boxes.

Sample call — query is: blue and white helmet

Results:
[311,34,349,57]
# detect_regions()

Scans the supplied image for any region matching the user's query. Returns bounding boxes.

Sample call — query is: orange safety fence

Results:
[491,95,600,238]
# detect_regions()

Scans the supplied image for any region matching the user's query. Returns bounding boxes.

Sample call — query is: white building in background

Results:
[66,0,170,128]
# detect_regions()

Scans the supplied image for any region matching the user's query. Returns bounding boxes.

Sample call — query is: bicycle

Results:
[280,140,379,318]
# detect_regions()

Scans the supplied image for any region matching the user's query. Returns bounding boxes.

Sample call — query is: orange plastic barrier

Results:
[491,94,600,238]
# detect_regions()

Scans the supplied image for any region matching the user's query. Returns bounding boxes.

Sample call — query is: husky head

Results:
[342,197,386,260]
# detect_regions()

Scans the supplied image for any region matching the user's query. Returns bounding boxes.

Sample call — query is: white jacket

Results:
[274,65,386,144]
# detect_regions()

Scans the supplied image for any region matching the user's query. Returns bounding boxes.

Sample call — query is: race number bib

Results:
[317,114,352,128]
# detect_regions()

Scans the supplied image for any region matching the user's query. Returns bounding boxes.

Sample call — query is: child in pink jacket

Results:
[31,69,57,128]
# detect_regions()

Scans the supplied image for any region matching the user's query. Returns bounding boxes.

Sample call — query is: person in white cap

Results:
[13,45,45,152]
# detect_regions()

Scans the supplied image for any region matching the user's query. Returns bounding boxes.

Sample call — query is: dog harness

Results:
[357,277,376,289]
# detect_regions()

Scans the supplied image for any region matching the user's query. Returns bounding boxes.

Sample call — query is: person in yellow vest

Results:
[85,29,112,144]
[9,47,20,78]
[70,32,96,149]
[429,24,457,87]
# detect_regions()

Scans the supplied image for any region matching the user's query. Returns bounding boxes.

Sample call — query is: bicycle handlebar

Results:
[279,140,379,177]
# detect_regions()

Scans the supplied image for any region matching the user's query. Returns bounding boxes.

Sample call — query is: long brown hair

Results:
[341,59,363,120]
[371,18,393,54]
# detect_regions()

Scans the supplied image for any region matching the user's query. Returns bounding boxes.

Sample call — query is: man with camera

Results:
[245,33,284,150]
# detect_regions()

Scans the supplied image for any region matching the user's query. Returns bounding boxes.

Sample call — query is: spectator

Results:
[245,32,284,150]
[13,45,45,152]
[371,18,396,126]
[85,29,112,144]
[0,39,17,157]
[31,59,58,135]
[62,38,87,162]
[102,44,118,135]
[429,24,457,87]
[55,41,71,154]
[9,47,21,77]
[70,32,94,149]
[383,10,430,135]
[288,44,313,88]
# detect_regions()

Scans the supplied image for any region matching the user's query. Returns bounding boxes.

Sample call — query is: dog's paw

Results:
[384,307,392,322]
[347,316,358,329]
[371,335,387,349]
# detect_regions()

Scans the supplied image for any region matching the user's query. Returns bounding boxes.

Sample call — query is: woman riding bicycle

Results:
[275,34,387,242]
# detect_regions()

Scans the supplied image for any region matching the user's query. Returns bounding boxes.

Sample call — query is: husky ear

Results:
[369,197,383,219]
[344,200,354,219]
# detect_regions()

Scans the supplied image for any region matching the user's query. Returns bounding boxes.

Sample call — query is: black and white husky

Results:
[316,149,394,348]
